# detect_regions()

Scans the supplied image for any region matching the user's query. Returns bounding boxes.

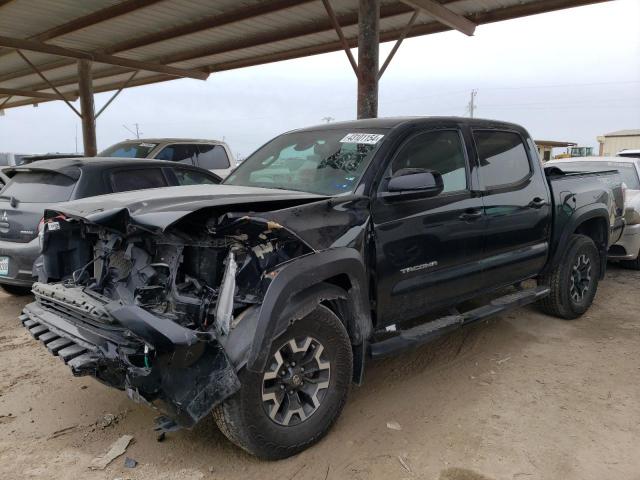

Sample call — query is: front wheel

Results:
[538,234,600,319]
[213,305,353,459]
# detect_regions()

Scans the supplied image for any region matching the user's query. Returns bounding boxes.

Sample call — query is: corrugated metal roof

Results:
[0,0,611,110]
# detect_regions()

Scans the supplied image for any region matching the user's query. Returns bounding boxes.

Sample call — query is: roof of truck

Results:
[288,116,525,132]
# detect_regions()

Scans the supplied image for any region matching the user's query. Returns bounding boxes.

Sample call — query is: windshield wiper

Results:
[250,183,307,193]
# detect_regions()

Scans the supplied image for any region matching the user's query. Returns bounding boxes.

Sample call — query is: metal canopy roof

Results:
[0,0,609,111]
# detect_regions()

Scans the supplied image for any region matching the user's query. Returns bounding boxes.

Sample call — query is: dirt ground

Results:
[1,266,639,480]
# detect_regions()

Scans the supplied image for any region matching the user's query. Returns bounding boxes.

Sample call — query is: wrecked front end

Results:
[21,206,314,430]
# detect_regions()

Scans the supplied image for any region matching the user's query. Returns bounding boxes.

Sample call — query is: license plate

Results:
[0,256,8,276]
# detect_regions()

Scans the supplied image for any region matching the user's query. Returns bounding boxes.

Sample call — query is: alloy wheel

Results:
[261,336,331,426]
[569,253,592,302]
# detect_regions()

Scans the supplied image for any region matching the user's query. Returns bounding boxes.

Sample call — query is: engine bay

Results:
[38,210,313,336]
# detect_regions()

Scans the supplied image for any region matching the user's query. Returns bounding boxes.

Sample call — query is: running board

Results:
[369,286,550,359]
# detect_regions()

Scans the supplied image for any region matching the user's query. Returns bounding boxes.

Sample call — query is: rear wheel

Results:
[1,284,32,296]
[213,305,353,459]
[538,234,600,319]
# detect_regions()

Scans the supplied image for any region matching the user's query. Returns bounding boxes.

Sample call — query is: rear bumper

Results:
[609,223,640,260]
[21,285,240,429]
[0,236,40,287]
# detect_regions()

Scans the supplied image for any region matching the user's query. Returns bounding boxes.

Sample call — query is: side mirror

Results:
[386,168,444,198]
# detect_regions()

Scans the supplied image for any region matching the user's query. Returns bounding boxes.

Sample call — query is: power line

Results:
[123,123,141,139]
[482,79,640,91]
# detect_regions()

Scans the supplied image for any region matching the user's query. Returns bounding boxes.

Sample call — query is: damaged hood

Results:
[47,184,327,231]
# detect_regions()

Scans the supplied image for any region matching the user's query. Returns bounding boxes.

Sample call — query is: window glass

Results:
[100,142,157,158]
[474,131,531,187]
[174,169,220,186]
[224,128,387,195]
[197,145,230,170]
[391,130,467,193]
[111,168,168,193]
[155,144,199,165]
[1,171,76,202]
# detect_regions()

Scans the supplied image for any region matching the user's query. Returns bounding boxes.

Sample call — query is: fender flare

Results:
[545,204,610,278]
[246,248,372,374]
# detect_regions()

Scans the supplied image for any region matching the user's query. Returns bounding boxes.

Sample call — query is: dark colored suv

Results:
[0,157,220,294]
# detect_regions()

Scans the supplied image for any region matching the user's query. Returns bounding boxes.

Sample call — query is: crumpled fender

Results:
[246,247,372,373]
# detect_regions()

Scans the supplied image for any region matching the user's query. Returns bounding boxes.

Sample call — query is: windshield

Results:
[100,141,157,158]
[1,171,76,203]
[554,160,640,190]
[223,129,388,195]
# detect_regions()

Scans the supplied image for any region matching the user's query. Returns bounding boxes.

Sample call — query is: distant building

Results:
[534,140,576,162]
[0,152,31,166]
[568,146,594,157]
[597,129,640,156]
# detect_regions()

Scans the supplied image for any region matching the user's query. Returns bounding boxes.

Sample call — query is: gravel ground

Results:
[1,265,639,480]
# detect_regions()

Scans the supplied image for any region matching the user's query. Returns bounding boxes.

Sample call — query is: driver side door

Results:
[372,128,486,326]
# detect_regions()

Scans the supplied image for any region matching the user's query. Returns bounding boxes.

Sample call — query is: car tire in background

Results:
[213,305,353,460]
[538,234,600,320]
[1,284,32,296]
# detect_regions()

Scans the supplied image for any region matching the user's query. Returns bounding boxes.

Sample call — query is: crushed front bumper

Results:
[21,284,240,430]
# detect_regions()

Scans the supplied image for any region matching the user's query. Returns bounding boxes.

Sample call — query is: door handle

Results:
[528,197,547,209]
[459,209,482,221]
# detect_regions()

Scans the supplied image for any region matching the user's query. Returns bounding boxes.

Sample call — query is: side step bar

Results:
[369,286,550,359]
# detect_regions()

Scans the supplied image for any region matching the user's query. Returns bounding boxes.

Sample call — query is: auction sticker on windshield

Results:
[0,256,8,276]
[340,133,384,144]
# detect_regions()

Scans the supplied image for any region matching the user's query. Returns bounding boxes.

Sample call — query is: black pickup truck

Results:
[20,117,624,459]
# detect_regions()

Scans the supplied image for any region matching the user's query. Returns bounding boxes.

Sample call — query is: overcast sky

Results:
[1,0,639,159]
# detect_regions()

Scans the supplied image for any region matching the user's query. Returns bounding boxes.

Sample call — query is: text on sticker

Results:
[339,133,384,145]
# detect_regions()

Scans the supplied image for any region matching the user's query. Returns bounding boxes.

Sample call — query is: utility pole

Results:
[357,0,380,119]
[123,123,141,139]
[467,89,477,118]
[78,59,97,156]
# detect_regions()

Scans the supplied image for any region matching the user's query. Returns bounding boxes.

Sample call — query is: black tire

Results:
[0,284,32,296]
[213,305,353,460]
[538,234,600,319]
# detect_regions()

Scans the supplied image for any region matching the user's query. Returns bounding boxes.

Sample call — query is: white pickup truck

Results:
[100,138,236,179]
[548,156,640,269]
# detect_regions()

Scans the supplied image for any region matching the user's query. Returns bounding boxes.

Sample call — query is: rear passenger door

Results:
[372,127,486,326]
[473,129,551,287]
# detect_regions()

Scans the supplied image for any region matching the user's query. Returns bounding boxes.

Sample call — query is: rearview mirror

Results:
[386,168,444,197]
